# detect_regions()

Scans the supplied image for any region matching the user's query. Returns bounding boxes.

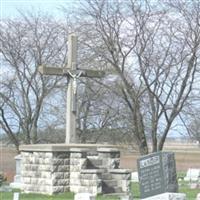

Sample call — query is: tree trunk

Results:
[139,140,149,155]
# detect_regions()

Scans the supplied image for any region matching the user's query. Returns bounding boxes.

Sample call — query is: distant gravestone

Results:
[74,193,96,200]
[184,168,200,182]
[131,171,139,182]
[10,155,22,189]
[137,152,178,199]
[189,182,200,189]
[13,192,19,200]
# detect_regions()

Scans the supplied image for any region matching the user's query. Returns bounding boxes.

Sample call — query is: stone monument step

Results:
[104,192,128,195]
[101,173,112,180]
[102,179,123,194]
[86,159,103,168]
[103,192,129,197]
[102,179,118,187]
[102,186,123,194]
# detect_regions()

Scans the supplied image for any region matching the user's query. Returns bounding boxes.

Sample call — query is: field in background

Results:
[121,142,200,171]
[0,147,16,182]
[0,142,200,182]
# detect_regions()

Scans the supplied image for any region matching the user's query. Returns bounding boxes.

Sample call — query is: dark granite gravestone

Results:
[137,152,178,199]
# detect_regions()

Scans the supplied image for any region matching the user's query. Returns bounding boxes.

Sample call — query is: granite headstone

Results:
[137,152,178,199]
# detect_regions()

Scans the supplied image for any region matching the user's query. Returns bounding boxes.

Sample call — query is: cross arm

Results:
[80,69,105,78]
[38,65,67,76]
[38,65,105,78]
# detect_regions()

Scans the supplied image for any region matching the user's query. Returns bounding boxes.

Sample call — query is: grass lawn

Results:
[132,182,200,200]
[0,192,118,200]
[0,182,199,200]
[0,191,120,200]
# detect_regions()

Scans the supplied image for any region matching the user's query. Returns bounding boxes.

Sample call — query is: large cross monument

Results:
[20,34,130,196]
[38,34,105,144]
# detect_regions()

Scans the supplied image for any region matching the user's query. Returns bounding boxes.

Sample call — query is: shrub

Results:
[0,172,7,186]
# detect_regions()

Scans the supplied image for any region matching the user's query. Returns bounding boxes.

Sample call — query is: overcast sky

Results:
[0,0,191,139]
[0,0,76,19]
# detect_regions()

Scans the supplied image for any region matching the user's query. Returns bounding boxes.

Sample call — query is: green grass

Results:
[179,181,200,200]
[0,192,120,200]
[0,182,199,200]
[0,192,73,200]
[130,182,200,200]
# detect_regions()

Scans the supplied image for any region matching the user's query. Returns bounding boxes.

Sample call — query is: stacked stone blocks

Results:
[21,151,70,194]
[20,145,131,195]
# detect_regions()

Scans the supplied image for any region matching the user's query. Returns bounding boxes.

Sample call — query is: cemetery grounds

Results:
[0,142,199,200]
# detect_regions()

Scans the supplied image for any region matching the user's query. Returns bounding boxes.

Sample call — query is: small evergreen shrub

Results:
[0,172,7,186]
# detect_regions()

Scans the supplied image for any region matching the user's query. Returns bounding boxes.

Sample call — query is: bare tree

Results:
[189,115,200,145]
[77,78,125,143]
[0,12,68,151]
[66,0,200,154]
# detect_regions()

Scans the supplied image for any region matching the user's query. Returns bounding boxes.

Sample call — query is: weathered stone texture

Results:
[20,146,131,195]
[21,151,70,194]
[137,152,178,199]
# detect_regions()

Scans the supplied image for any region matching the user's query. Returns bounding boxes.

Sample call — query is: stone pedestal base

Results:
[142,193,186,200]
[19,144,131,195]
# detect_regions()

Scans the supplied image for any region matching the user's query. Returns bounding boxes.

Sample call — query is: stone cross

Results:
[38,34,105,144]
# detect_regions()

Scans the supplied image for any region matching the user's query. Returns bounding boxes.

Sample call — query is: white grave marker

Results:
[13,192,19,200]
[10,155,22,189]
[131,171,139,182]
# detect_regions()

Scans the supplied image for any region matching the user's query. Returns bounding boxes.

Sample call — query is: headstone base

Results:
[142,192,186,200]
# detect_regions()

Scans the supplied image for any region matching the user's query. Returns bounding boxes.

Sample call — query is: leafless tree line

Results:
[0,13,68,151]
